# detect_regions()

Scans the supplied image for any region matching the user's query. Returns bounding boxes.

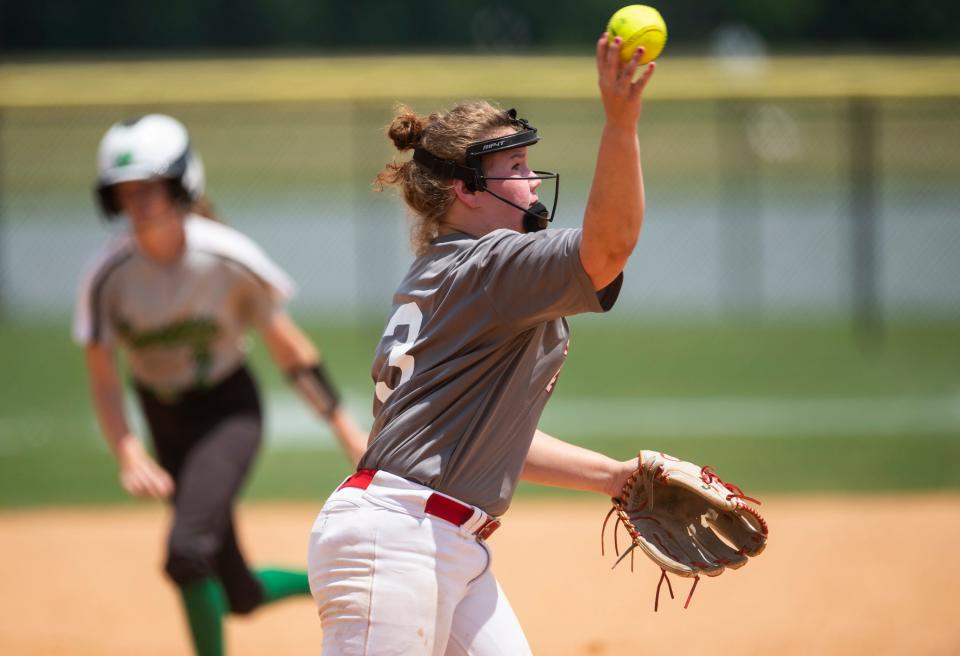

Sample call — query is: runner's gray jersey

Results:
[360,228,621,516]
[73,215,294,395]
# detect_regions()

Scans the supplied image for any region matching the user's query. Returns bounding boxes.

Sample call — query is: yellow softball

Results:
[606,5,668,64]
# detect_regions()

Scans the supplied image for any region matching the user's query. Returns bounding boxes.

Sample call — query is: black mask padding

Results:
[523,201,550,233]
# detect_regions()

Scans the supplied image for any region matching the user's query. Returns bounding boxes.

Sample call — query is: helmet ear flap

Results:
[166,179,193,208]
[95,185,121,219]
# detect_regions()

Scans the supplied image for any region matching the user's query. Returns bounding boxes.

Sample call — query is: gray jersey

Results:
[360,228,621,516]
[73,215,294,395]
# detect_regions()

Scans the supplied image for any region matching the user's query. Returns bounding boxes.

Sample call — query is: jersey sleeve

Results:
[472,228,622,330]
[233,263,288,328]
[72,240,131,347]
[188,216,296,315]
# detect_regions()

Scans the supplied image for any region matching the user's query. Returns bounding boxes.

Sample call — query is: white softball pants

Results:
[307,470,532,656]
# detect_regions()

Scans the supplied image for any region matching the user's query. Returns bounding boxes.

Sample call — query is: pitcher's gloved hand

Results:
[602,451,768,611]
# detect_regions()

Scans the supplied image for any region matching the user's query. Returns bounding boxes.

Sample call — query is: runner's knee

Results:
[223,583,262,615]
[165,527,218,584]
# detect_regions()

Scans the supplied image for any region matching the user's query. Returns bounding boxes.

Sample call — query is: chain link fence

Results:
[2,95,958,325]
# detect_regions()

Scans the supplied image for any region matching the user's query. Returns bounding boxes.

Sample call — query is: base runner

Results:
[74,114,368,656]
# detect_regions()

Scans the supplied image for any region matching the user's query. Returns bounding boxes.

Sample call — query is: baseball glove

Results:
[602,450,768,611]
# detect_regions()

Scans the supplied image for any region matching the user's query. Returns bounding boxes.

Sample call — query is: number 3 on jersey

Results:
[375,302,423,403]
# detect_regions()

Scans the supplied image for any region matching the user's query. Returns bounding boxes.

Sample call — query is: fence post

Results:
[849,97,882,345]
[718,99,763,319]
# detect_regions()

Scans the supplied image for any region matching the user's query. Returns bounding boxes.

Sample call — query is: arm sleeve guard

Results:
[288,363,341,419]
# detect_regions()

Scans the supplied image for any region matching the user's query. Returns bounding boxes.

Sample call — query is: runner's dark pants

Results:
[135,365,264,614]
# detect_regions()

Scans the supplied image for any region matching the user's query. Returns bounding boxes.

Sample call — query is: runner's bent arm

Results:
[521,429,635,499]
[260,311,368,464]
[84,344,174,499]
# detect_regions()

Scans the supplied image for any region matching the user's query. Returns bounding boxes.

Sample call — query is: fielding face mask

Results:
[413,109,560,233]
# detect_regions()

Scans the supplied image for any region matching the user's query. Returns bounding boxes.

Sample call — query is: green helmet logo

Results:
[115,151,134,167]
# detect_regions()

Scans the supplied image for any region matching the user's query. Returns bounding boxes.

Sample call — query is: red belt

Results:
[338,469,501,540]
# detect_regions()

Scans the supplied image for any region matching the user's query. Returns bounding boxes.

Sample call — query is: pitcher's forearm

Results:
[521,430,629,498]
[579,37,655,289]
[585,125,643,247]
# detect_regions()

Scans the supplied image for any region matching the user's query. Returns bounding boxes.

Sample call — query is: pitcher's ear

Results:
[453,179,482,208]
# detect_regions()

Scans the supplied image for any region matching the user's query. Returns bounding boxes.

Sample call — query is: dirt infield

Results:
[2,495,959,655]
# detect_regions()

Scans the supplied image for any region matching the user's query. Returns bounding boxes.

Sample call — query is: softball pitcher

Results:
[74,114,368,656]
[307,35,655,654]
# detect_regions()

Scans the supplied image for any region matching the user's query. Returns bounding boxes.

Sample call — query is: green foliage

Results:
[4,1,960,51]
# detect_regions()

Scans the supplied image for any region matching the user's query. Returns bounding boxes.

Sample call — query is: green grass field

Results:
[1,317,957,507]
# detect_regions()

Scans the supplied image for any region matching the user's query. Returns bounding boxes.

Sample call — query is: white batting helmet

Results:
[95,114,205,218]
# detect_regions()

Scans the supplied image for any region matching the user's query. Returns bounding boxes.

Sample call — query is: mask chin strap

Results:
[482,183,556,233]
[412,108,560,233]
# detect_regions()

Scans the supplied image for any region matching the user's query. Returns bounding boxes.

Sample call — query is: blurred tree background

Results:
[3,0,958,53]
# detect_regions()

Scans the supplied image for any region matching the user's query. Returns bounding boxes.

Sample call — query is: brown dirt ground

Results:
[2,495,959,655]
